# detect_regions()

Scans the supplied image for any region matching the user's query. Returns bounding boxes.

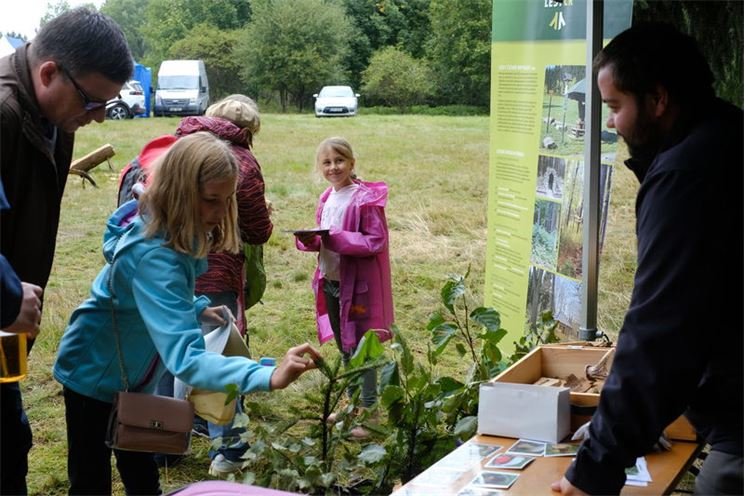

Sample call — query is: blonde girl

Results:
[54,132,320,495]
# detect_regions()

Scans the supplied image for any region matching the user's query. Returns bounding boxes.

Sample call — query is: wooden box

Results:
[492,345,697,441]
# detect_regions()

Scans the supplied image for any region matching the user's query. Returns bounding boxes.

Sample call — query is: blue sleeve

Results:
[131,248,274,394]
[0,253,22,328]
[0,178,22,328]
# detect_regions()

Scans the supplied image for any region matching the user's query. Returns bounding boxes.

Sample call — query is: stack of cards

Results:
[625,457,652,487]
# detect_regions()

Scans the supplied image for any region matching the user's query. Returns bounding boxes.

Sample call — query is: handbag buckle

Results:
[150,420,163,429]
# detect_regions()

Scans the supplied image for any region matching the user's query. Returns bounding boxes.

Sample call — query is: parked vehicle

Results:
[154,60,209,116]
[106,80,146,120]
[313,85,359,117]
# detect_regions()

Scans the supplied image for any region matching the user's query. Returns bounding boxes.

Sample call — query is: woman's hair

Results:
[139,132,240,258]
[315,136,357,179]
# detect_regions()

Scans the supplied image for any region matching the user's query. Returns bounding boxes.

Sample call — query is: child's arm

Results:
[323,205,388,256]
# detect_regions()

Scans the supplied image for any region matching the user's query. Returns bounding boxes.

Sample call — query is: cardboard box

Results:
[477,382,570,443]
[492,345,697,441]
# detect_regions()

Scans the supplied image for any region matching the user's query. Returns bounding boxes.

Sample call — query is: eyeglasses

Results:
[59,66,108,112]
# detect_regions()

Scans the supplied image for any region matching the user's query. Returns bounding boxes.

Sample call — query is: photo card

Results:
[506,439,546,456]
[469,470,520,490]
[544,442,580,457]
[457,487,507,496]
[485,452,535,470]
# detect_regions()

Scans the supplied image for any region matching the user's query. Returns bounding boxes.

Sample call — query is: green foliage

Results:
[361,46,434,110]
[140,0,250,67]
[426,0,492,107]
[234,0,353,112]
[238,332,388,493]
[101,0,150,60]
[634,0,743,108]
[363,104,488,116]
[531,224,557,268]
[168,24,245,99]
[512,311,560,363]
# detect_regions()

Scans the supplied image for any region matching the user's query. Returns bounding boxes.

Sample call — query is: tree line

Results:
[6,0,742,112]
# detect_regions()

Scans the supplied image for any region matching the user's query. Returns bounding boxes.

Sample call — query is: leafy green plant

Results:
[512,310,560,363]
[236,332,388,493]
[428,269,508,383]
[370,327,456,489]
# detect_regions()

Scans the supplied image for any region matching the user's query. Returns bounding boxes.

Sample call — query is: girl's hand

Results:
[201,305,229,326]
[270,342,322,390]
[294,232,317,245]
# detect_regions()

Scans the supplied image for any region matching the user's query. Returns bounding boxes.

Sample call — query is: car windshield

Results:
[158,75,199,90]
[320,86,353,97]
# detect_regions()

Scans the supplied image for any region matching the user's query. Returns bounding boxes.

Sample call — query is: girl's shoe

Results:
[208,454,243,476]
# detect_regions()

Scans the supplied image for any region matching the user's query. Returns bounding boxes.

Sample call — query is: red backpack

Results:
[117,135,178,206]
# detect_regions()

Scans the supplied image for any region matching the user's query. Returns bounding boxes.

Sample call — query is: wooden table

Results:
[393,435,702,495]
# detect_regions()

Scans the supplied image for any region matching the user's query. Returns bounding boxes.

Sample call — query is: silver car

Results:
[313,85,359,117]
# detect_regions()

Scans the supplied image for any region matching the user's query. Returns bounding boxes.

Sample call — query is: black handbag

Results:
[104,255,194,454]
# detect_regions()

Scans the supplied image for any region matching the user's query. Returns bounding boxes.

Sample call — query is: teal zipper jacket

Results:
[54,200,274,403]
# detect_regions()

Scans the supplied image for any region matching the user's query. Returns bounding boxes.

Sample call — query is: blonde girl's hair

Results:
[139,132,240,258]
[315,136,358,179]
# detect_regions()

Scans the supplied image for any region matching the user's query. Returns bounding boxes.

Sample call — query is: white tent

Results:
[0,35,25,58]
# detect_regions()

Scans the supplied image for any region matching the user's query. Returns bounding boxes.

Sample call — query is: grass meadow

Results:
[24,114,638,494]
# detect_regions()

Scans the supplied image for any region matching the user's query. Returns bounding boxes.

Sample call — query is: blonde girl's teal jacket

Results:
[53,200,274,403]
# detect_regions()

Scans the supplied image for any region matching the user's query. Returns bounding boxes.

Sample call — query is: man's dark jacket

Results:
[0,44,74,290]
[567,98,744,494]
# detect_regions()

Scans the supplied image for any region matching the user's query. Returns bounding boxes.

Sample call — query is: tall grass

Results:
[24,114,635,494]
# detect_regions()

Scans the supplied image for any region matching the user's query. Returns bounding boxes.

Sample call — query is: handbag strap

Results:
[107,254,130,392]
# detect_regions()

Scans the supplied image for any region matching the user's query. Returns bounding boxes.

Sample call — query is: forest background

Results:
[3,0,743,112]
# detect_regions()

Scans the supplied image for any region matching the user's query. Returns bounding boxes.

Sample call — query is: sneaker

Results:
[192,422,210,439]
[209,454,243,476]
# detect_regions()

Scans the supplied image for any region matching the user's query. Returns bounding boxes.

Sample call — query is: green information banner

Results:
[485,0,631,352]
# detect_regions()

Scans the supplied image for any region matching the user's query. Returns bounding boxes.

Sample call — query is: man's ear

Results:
[38,60,60,88]
[650,84,669,118]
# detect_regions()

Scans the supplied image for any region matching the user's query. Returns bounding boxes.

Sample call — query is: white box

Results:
[477,382,570,443]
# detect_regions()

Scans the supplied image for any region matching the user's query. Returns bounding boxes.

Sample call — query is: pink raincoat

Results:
[296,180,394,352]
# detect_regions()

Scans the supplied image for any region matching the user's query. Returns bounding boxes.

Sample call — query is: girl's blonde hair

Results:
[315,136,357,179]
[139,132,240,258]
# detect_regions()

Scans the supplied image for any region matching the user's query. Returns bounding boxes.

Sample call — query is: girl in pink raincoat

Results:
[295,137,394,418]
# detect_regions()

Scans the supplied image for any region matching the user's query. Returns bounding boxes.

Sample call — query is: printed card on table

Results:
[485,452,535,470]
[544,442,580,457]
[436,442,502,468]
[469,470,520,490]
[457,486,508,496]
[506,438,546,456]
[411,467,466,487]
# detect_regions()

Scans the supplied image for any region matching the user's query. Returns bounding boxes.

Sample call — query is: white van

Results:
[154,60,209,116]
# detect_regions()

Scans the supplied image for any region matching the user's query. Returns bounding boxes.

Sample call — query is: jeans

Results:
[63,387,161,495]
[1,382,32,495]
[323,279,377,408]
[694,449,744,495]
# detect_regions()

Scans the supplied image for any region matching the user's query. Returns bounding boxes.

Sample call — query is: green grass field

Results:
[23,114,637,494]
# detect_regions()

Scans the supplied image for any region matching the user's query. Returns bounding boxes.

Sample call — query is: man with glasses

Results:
[0,7,132,494]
